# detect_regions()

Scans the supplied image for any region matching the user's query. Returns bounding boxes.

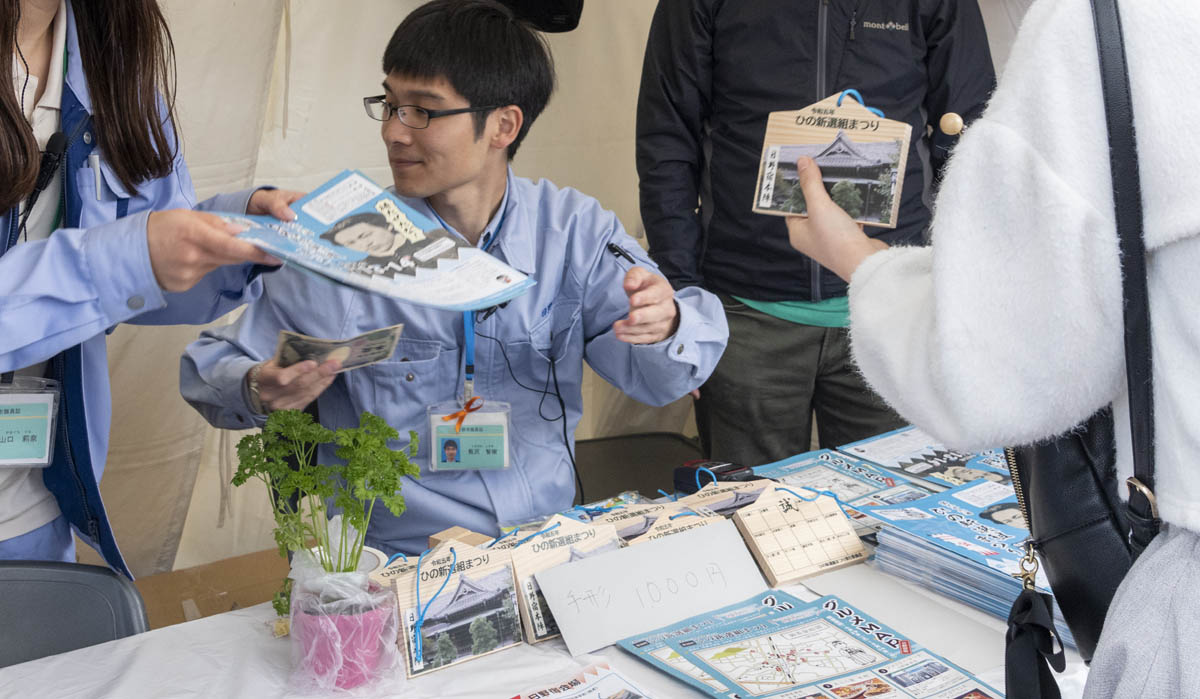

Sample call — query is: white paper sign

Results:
[534,520,766,655]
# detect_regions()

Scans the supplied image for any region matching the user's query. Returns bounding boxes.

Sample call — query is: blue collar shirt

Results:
[181,168,728,554]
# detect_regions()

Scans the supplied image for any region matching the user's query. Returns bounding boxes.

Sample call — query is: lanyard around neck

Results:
[427,201,506,402]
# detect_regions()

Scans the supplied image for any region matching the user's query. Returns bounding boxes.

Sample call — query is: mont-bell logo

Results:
[862,20,911,32]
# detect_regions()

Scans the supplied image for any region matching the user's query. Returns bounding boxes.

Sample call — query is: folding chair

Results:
[0,561,149,667]
[573,431,703,503]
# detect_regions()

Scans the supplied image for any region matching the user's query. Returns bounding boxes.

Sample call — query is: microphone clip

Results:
[33,131,67,195]
[479,301,509,322]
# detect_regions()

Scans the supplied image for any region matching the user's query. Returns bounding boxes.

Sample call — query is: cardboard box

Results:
[427,525,492,549]
[134,548,290,629]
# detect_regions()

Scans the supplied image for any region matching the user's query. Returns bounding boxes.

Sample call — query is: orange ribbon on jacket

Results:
[442,395,483,433]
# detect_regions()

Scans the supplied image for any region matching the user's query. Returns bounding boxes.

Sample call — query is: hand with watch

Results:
[244,358,341,414]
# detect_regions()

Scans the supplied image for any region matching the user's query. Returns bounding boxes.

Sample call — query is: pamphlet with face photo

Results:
[862,480,1044,588]
[220,169,535,311]
[836,426,1010,491]
[752,93,912,229]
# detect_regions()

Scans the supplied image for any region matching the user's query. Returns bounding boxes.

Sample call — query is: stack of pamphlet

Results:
[837,426,1011,492]
[752,449,934,539]
[862,479,1076,649]
[619,590,1004,698]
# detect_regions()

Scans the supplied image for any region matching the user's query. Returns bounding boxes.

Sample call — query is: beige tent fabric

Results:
[84,0,1036,575]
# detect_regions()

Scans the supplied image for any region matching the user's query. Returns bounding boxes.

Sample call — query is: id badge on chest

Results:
[427,396,511,472]
[0,376,60,468]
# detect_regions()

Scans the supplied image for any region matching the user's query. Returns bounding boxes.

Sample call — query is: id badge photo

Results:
[427,398,511,472]
[0,376,60,469]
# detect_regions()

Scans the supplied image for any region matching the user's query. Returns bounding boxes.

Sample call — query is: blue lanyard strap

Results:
[413,545,457,665]
[428,200,506,397]
[464,312,477,384]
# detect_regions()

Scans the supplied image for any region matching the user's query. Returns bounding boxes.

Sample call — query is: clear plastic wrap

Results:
[288,559,402,692]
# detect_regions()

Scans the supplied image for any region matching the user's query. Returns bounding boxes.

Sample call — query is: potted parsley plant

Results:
[234,409,419,690]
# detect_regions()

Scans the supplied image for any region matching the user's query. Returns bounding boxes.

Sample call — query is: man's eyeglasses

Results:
[362,96,501,129]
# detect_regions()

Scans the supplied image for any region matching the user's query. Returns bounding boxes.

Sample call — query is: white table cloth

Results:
[0,562,1089,698]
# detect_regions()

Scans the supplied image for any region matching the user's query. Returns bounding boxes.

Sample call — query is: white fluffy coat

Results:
[849,0,1200,532]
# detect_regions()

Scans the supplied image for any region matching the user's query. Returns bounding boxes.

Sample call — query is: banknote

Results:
[273,324,404,373]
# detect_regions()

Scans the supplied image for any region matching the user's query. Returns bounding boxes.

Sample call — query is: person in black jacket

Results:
[637,0,995,464]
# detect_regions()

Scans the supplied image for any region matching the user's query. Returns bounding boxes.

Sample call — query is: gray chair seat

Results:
[0,561,148,668]
[574,431,703,503]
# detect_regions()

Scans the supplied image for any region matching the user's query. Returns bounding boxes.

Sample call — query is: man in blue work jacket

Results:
[180,0,729,555]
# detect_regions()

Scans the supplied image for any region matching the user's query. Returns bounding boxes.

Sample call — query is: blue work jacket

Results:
[181,169,729,554]
[0,1,264,577]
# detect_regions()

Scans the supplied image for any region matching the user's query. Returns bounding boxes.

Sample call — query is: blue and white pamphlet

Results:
[752,449,933,537]
[617,590,815,694]
[863,479,1075,648]
[837,426,1010,491]
[630,593,1003,699]
[223,170,535,311]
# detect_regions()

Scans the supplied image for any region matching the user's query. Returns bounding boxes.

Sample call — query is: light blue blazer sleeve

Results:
[0,133,266,373]
[129,186,268,327]
[579,209,729,407]
[0,211,167,371]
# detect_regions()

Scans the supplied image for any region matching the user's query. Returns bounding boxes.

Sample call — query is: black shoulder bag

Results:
[1003,0,1161,696]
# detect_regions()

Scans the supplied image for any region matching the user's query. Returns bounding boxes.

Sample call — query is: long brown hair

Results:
[0,0,179,211]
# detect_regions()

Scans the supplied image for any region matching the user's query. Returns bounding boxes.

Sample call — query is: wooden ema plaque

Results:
[753,93,913,229]
[371,540,523,678]
[733,486,866,586]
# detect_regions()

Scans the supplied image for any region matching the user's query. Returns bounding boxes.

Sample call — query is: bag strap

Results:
[1091,0,1159,548]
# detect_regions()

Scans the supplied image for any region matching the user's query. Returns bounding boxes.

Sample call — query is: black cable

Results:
[15,2,31,244]
[474,320,584,505]
[17,131,66,242]
[549,358,583,505]
[15,4,30,116]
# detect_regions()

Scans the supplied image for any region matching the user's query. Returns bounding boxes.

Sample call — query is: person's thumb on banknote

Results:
[247,358,341,413]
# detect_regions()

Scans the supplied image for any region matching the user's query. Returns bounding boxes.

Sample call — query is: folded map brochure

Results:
[753,93,912,229]
[222,169,534,312]
[622,591,1002,699]
[837,426,1010,491]
[617,590,815,694]
[667,594,1003,699]
[752,449,933,538]
[862,479,1075,649]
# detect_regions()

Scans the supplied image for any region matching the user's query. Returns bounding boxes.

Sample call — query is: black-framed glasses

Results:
[362,95,502,129]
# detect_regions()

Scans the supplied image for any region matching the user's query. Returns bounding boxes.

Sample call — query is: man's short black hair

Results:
[383,0,555,159]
